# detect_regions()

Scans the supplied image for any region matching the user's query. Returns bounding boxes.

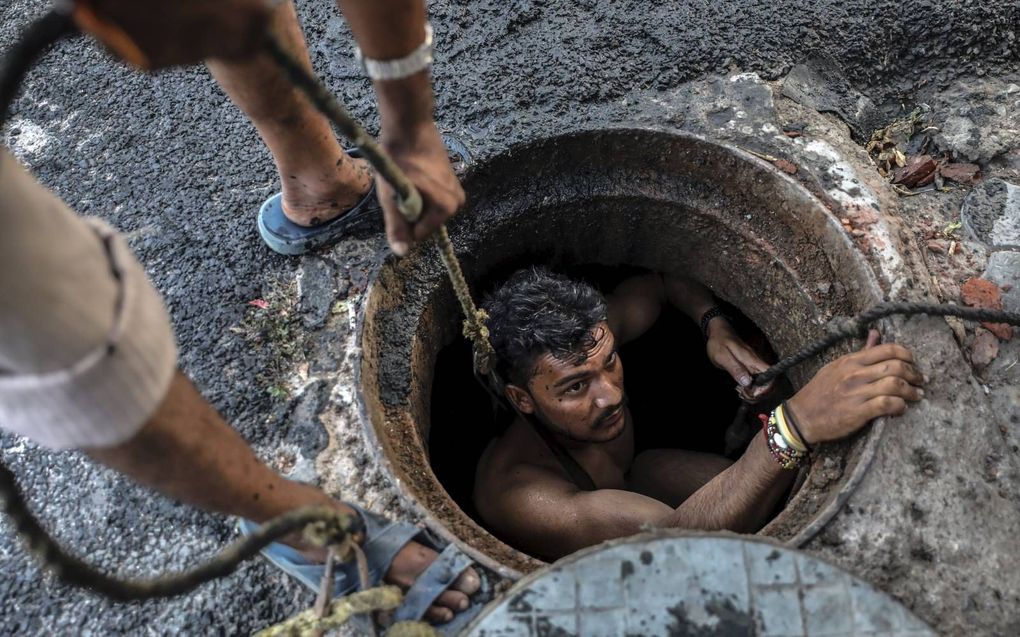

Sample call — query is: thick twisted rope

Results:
[254,585,406,637]
[436,226,497,374]
[0,456,355,601]
[751,301,1020,387]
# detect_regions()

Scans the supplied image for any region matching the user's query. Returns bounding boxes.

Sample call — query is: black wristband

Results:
[782,401,813,452]
[699,306,728,341]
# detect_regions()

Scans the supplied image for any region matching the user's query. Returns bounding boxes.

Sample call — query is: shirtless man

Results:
[474,268,926,561]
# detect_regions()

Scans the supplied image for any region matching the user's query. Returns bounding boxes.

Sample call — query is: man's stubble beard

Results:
[531,395,629,444]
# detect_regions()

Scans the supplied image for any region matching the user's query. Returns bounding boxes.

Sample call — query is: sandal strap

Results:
[346,502,435,586]
[393,543,474,623]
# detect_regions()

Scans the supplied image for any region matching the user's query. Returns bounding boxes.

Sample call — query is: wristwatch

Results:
[354,23,434,81]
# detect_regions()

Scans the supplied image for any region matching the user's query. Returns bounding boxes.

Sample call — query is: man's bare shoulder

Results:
[474,420,575,513]
[476,420,557,488]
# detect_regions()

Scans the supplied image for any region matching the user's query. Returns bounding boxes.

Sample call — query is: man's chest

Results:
[573,412,636,489]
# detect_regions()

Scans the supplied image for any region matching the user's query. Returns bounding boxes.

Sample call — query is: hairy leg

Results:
[206,1,372,226]
[627,448,733,508]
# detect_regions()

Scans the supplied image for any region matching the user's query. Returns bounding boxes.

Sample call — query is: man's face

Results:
[512,322,628,443]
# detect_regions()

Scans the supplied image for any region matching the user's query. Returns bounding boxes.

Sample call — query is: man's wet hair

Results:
[483,267,608,385]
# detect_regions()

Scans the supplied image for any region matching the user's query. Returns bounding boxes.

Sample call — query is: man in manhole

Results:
[474,268,925,560]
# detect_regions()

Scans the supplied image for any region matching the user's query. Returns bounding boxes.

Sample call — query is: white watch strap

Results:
[354,23,434,81]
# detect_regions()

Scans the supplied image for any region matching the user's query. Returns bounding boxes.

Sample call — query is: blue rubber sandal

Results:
[257,149,381,256]
[239,503,486,633]
[257,135,473,256]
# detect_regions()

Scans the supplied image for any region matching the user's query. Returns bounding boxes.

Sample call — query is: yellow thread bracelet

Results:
[776,403,808,453]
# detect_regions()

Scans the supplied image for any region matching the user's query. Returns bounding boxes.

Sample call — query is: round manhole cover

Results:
[462,532,934,636]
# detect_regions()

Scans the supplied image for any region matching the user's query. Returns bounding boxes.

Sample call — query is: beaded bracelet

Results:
[760,409,809,470]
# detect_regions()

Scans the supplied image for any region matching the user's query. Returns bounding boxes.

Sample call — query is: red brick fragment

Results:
[938,162,981,185]
[960,278,1013,340]
[774,159,798,174]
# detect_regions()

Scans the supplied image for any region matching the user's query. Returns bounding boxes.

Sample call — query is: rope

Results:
[253,585,407,637]
[0,455,356,601]
[436,226,497,374]
[751,301,1020,387]
[264,36,497,375]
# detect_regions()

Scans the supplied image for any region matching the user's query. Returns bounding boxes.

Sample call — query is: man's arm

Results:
[662,275,717,323]
[605,274,667,344]
[335,0,464,255]
[606,274,726,344]
[86,371,343,531]
[486,444,789,560]
[606,274,771,396]
[483,465,674,560]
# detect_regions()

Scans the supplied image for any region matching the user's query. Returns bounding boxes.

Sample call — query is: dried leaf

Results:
[891,155,937,188]
[941,221,962,238]
[248,299,270,310]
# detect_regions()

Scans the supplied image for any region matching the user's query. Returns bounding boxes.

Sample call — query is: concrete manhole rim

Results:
[352,127,892,580]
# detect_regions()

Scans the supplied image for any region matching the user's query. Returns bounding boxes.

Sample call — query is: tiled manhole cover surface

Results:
[462,532,934,636]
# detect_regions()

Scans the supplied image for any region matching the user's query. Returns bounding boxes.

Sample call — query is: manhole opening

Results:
[430,262,790,533]
[356,129,886,578]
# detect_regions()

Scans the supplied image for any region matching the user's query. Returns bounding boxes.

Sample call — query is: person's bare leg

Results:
[206,2,372,227]
[627,449,734,508]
